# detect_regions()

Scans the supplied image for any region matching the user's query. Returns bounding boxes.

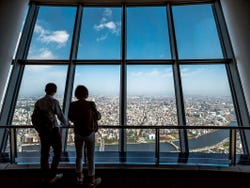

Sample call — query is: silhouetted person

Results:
[68,85,101,187]
[33,82,67,184]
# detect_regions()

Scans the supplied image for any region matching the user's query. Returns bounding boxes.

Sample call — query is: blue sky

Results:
[19,4,231,97]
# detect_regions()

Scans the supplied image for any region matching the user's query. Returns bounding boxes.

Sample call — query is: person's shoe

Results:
[49,173,63,184]
[76,173,84,184]
[89,177,102,187]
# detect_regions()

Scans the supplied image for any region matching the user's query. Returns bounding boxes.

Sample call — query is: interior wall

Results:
[220,0,250,115]
[0,0,29,108]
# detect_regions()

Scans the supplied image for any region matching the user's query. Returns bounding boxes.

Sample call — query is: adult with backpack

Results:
[68,85,101,187]
[31,82,68,184]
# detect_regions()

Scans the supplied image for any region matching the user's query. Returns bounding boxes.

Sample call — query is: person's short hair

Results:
[75,85,88,99]
[45,83,57,95]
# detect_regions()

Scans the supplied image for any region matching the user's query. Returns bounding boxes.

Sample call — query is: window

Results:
[78,8,122,59]
[27,6,76,59]
[127,7,171,59]
[180,64,239,154]
[172,4,223,59]
[1,2,246,166]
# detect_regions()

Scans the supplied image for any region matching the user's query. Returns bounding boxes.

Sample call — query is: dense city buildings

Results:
[12,95,242,156]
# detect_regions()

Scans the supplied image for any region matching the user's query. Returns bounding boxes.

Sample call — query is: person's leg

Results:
[50,127,62,178]
[85,132,101,187]
[74,134,84,183]
[40,134,51,180]
[85,132,95,177]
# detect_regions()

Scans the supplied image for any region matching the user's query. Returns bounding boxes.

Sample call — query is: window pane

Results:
[70,65,120,155]
[173,4,223,59]
[180,64,239,154]
[27,6,76,59]
[12,65,67,163]
[73,65,120,126]
[127,7,171,59]
[127,65,177,126]
[126,128,156,164]
[127,65,178,159]
[77,8,122,59]
[12,65,67,125]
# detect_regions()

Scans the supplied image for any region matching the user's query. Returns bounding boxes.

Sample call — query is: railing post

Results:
[229,128,236,166]
[155,128,160,165]
[9,128,16,164]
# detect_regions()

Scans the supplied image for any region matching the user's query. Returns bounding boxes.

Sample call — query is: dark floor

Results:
[0,166,250,188]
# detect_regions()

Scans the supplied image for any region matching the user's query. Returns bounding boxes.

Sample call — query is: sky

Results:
[18,4,231,97]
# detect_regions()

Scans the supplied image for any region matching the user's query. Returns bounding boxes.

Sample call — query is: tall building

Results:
[0,0,250,167]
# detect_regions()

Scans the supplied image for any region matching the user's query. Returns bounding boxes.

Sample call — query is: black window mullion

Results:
[61,4,83,153]
[167,4,189,155]
[120,3,126,163]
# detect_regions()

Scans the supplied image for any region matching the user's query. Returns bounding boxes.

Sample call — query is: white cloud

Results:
[34,24,69,48]
[40,31,69,45]
[181,68,204,77]
[96,34,108,42]
[131,68,172,78]
[94,21,118,34]
[29,48,56,59]
[27,65,52,72]
[103,8,112,17]
[94,9,121,42]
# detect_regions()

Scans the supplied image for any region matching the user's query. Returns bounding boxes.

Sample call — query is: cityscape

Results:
[11,95,243,156]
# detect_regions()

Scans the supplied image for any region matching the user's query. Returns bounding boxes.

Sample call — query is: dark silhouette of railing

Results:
[1,123,250,166]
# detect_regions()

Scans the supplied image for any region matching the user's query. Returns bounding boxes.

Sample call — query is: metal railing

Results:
[1,124,250,166]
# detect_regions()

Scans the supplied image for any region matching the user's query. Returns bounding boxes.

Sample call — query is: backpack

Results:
[31,106,53,134]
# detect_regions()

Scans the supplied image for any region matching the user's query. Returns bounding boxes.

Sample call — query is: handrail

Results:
[1,124,250,166]
[1,124,250,130]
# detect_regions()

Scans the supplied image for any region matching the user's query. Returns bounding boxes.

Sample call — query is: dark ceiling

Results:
[30,0,211,5]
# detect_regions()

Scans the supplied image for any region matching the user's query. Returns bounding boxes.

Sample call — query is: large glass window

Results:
[77,8,122,59]
[13,65,67,126]
[69,65,120,155]
[181,64,236,127]
[126,65,178,160]
[2,2,245,166]
[180,64,240,154]
[172,4,223,59]
[12,65,67,162]
[27,6,76,59]
[127,7,171,59]
[127,65,177,126]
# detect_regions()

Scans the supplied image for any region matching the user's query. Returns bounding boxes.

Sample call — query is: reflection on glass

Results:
[12,65,67,126]
[78,8,121,59]
[27,6,76,59]
[180,64,239,153]
[172,4,223,59]
[127,7,171,59]
[127,65,177,126]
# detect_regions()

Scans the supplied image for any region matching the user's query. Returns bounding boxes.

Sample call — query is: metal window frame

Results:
[1,0,249,164]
